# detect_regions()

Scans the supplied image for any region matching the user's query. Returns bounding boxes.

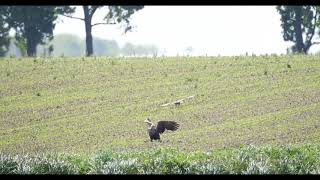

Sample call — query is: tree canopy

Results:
[4,6,74,56]
[277,6,320,54]
[62,6,144,56]
[0,7,10,56]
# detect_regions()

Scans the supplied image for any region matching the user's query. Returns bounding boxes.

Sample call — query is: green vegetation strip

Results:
[1,145,320,174]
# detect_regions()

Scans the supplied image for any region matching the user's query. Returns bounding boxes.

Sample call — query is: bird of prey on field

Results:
[144,118,179,142]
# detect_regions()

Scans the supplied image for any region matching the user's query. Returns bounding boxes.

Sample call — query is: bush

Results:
[0,154,18,174]
[0,153,77,174]
[28,155,77,174]
[1,145,319,174]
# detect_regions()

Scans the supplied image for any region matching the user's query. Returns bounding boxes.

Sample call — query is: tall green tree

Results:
[277,6,320,54]
[5,6,74,57]
[62,6,144,56]
[0,7,10,56]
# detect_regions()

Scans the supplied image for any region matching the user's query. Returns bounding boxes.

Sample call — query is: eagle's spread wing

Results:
[156,121,179,134]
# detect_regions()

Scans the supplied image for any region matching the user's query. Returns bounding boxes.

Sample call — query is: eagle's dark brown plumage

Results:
[144,118,179,141]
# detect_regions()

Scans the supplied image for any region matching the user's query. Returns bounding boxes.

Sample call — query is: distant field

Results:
[0,55,320,155]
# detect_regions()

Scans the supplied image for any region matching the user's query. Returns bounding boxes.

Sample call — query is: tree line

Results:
[0,6,143,57]
[1,6,320,57]
[5,34,159,57]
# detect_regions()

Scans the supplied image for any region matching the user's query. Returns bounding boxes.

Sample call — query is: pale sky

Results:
[54,6,320,56]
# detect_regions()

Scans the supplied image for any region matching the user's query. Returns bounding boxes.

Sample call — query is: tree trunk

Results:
[304,42,312,54]
[83,6,93,56]
[294,7,305,54]
[25,27,37,57]
[26,39,37,57]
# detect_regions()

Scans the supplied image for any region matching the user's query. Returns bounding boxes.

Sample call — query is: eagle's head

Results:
[144,117,153,126]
